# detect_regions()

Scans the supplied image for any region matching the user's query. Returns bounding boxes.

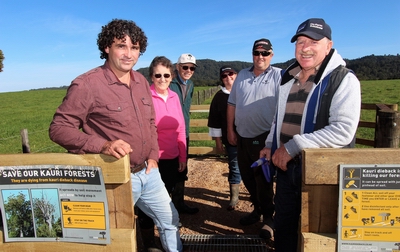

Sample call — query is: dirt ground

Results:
[180,156,263,236]
[137,156,272,251]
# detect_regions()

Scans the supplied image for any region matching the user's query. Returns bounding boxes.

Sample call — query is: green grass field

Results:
[1,80,399,154]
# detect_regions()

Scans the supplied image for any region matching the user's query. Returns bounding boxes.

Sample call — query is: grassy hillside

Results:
[0,80,399,154]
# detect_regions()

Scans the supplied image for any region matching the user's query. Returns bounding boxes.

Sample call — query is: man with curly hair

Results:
[49,19,182,252]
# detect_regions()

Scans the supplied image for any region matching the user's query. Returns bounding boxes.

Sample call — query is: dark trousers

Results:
[237,132,274,221]
[138,157,181,229]
[180,137,189,180]
[273,158,302,252]
[159,157,181,192]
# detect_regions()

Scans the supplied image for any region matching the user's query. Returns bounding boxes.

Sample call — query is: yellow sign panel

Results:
[341,190,400,226]
[61,201,105,215]
[340,227,400,241]
[338,165,400,251]
[61,201,106,229]
[63,214,106,229]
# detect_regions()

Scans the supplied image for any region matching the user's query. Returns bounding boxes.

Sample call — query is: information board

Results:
[0,165,110,245]
[338,164,400,252]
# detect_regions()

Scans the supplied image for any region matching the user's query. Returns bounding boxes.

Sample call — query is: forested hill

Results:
[137,54,400,87]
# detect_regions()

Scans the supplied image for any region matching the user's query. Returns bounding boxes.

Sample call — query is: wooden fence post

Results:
[20,128,30,153]
[374,104,400,148]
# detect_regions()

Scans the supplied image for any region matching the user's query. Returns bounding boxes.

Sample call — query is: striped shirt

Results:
[280,66,316,144]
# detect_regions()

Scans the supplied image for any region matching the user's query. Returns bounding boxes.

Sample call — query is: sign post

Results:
[338,164,400,252]
[0,164,110,245]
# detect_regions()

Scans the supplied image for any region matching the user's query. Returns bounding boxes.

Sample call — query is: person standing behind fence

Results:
[227,38,281,240]
[259,18,361,251]
[169,53,199,215]
[208,65,242,211]
[49,19,182,252]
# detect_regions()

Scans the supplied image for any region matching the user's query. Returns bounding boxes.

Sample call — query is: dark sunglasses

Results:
[181,65,196,71]
[252,51,272,57]
[154,73,171,79]
[221,72,235,79]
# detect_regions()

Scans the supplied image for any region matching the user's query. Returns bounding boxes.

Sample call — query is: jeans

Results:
[225,144,241,184]
[273,158,302,252]
[131,167,182,252]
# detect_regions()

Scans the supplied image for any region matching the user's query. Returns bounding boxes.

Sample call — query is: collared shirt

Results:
[49,61,159,167]
[228,65,281,138]
[178,74,187,85]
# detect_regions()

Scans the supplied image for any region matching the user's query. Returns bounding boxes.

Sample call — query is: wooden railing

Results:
[188,105,215,155]
[192,87,219,105]
[188,103,400,155]
[356,103,399,147]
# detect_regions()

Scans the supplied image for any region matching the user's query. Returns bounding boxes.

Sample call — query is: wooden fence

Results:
[0,154,136,251]
[188,103,400,155]
[192,87,219,105]
[300,148,400,251]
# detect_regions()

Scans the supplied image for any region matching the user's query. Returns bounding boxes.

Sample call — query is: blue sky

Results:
[0,0,399,93]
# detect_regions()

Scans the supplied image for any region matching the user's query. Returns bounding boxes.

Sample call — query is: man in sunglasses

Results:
[227,38,281,241]
[169,53,199,215]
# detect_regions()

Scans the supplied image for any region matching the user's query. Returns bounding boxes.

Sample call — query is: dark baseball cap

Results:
[291,18,331,43]
[219,65,237,76]
[252,38,273,51]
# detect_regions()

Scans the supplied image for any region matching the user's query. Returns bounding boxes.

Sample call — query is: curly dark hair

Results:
[148,56,175,79]
[97,19,148,60]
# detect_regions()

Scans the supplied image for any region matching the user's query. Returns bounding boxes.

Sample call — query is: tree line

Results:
[137,54,400,87]
[25,54,400,91]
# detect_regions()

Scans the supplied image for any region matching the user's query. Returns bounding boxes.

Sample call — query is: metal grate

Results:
[181,234,269,252]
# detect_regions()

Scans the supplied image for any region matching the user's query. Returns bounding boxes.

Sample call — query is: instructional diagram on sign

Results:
[338,164,400,252]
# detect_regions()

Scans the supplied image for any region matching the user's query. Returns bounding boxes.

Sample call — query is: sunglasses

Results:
[181,65,196,71]
[252,51,272,57]
[221,72,235,79]
[154,73,171,79]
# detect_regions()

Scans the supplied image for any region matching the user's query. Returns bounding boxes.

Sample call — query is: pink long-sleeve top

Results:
[150,84,187,163]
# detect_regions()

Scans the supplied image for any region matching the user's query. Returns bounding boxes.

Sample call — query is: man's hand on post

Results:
[101,139,132,159]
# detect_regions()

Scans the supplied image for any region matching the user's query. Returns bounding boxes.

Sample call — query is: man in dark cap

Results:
[260,18,361,251]
[227,38,281,240]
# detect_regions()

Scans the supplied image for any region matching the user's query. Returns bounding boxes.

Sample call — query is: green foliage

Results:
[356,79,400,147]
[135,55,400,87]
[42,55,400,90]
[0,49,4,72]
[0,89,67,154]
[360,79,400,107]
[346,54,400,80]
[4,192,35,237]
[0,79,399,154]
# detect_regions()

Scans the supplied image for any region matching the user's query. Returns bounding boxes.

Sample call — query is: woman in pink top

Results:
[137,56,187,250]
[149,56,187,192]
